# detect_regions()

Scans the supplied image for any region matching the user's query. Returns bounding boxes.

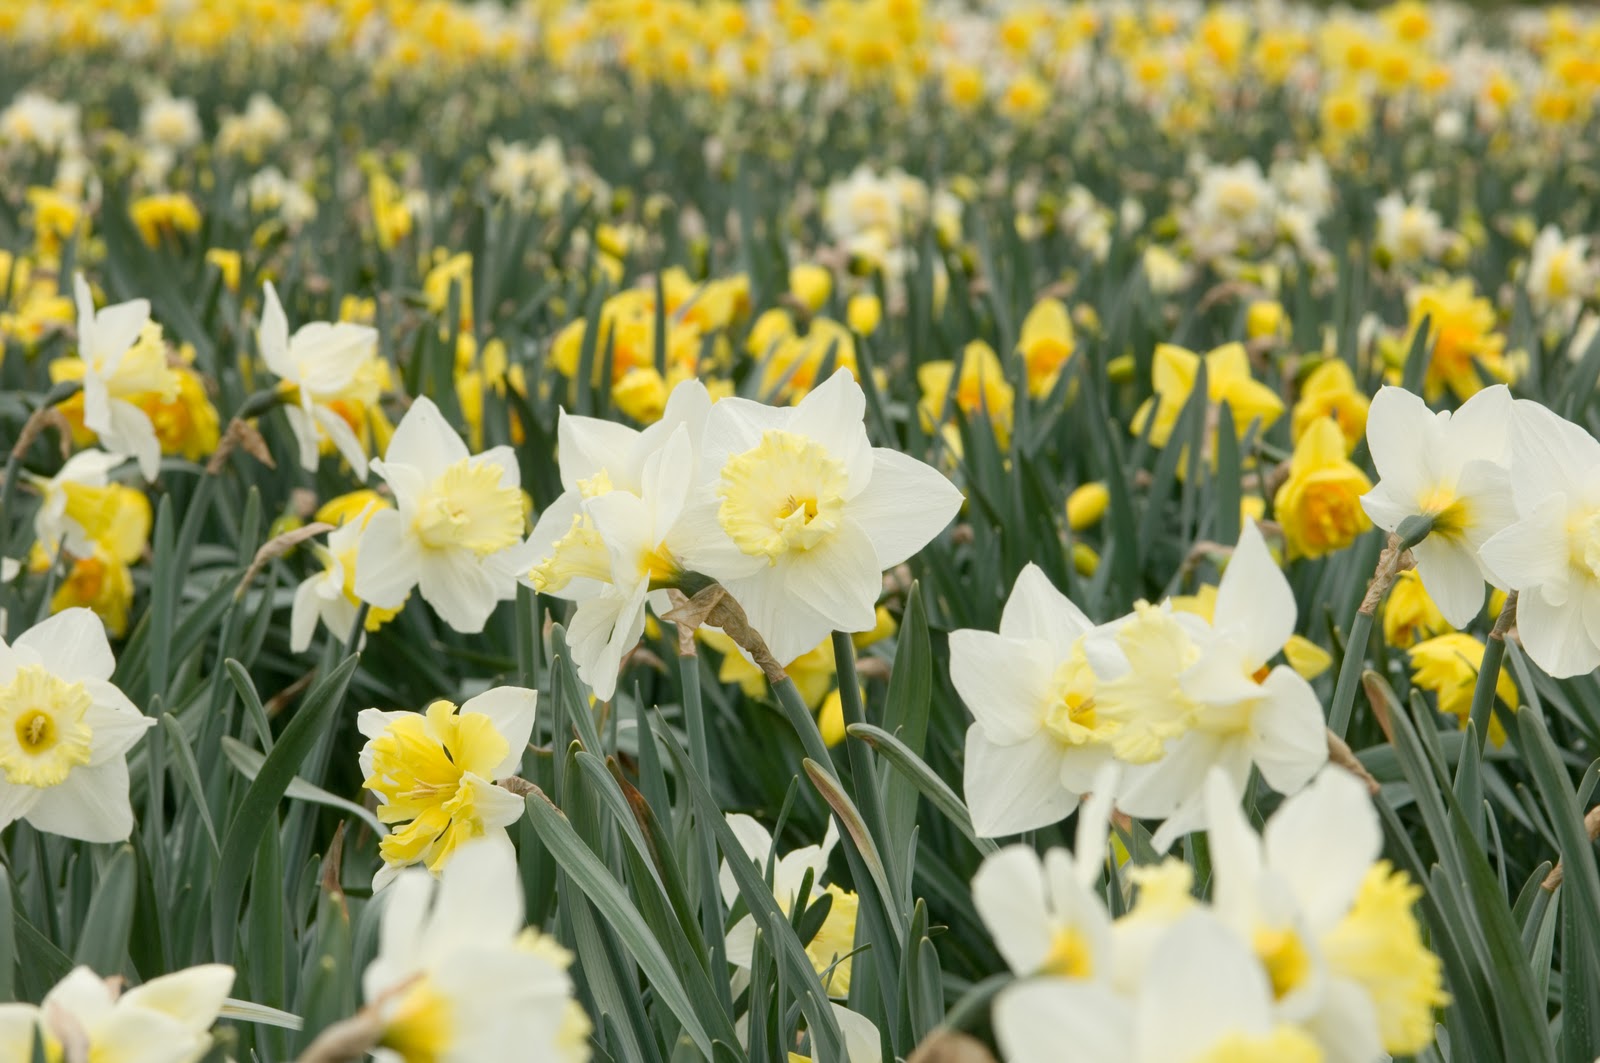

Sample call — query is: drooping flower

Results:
[1478,398,1600,677]
[1273,417,1373,560]
[26,450,129,559]
[675,369,963,665]
[358,688,536,888]
[918,340,1016,448]
[1290,360,1368,455]
[0,609,155,842]
[259,281,381,478]
[291,503,403,653]
[1381,570,1451,649]
[72,275,177,481]
[1360,384,1515,627]
[953,564,1116,836]
[355,397,528,634]
[363,839,591,1062]
[1408,633,1519,745]
[1017,298,1076,397]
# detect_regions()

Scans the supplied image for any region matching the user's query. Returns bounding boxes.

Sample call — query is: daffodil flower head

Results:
[355,397,529,634]
[1361,384,1516,627]
[27,449,129,559]
[0,608,155,842]
[290,504,403,654]
[34,964,235,1063]
[676,369,962,664]
[1131,342,1284,472]
[358,687,536,889]
[73,273,174,481]
[1273,416,1374,559]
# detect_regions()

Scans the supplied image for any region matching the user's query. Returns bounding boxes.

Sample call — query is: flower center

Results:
[1417,484,1470,537]
[1041,652,1105,747]
[1192,1028,1324,1063]
[413,458,524,555]
[382,976,454,1063]
[530,513,613,593]
[1038,925,1094,979]
[0,664,95,788]
[1254,926,1313,1000]
[1567,508,1600,578]
[717,430,849,561]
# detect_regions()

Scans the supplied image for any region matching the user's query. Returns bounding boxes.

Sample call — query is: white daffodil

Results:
[1525,225,1594,323]
[291,503,402,653]
[995,912,1325,1063]
[363,839,591,1063]
[358,688,536,889]
[953,563,1115,836]
[37,964,235,1063]
[1479,399,1600,677]
[675,369,963,664]
[1360,384,1516,627]
[27,450,128,558]
[355,397,529,634]
[1098,522,1327,850]
[74,274,177,481]
[1203,768,1447,1061]
[1375,191,1450,267]
[971,772,1118,982]
[719,814,858,997]
[0,608,154,842]
[786,1003,881,1063]
[259,281,381,478]
[525,379,711,698]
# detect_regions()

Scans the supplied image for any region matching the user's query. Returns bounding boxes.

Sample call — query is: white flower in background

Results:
[216,92,290,157]
[488,136,573,208]
[1203,768,1447,1060]
[0,91,81,153]
[1097,521,1328,850]
[971,775,1118,982]
[1375,192,1450,267]
[1271,154,1334,220]
[719,814,858,996]
[26,450,128,559]
[0,609,155,842]
[139,93,201,151]
[363,840,591,1063]
[786,1004,882,1063]
[675,369,963,664]
[1480,399,1600,677]
[1525,225,1595,323]
[358,688,537,889]
[244,167,318,226]
[953,564,1115,836]
[525,380,711,698]
[355,397,529,634]
[1185,159,1279,259]
[259,281,380,477]
[1360,384,1515,626]
[34,964,234,1063]
[995,912,1325,1063]
[74,274,178,481]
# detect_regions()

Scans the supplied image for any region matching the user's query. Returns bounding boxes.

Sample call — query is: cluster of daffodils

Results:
[982,768,1447,1063]
[955,519,1327,848]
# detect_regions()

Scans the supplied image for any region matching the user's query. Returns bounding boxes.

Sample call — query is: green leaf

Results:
[212,653,360,961]
[219,736,384,836]
[72,845,137,976]
[1520,710,1600,998]
[0,869,12,1001]
[848,723,997,856]
[879,584,933,884]
[160,713,220,855]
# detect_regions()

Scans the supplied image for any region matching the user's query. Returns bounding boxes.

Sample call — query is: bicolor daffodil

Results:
[358,687,536,889]
[25,964,235,1063]
[0,608,154,842]
[290,501,402,653]
[1361,385,1515,627]
[74,274,177,481]
[1479,398,1600,677]
[355,397,529,634]
[676,369,962,665]
[259,281,381,478]
[27,450,129,559]
[363,839,591,1063]
[952,563,1115,836]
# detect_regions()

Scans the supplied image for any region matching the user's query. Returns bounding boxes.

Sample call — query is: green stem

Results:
[831,631,902,907]
[774,672,834,772]
[1467,591,1518,753]
[678,650,732,1014]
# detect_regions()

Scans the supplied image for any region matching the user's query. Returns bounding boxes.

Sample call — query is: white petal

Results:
[81,681,156,763]
[567,586,647,701]
[417,550,503,634]
[1264,768,1380,932]
[424,833,525,949]
[833,1003,882,1063]
[460,687,538,779]
[849,449,963,568]
[290,322,376,395]
[999,563,1091,657]
[1201,768,1263,930]
[383,396,467,482]
[258,281,292,377]
[1508,398,1599,512]
[557,410,641,492]
[1517,589,1600,679]
[353,509,420,610]
[718,814,774,906]
[948,629,1052,745]
[25,759,135,842]
[14,608,115,680]
[964,727,1078,837]
[1137,913,1275,1057]
[789,369,872,493]
[119,964,235,1033]
[971,845,1052,973]
[1364,387,1432,500]
[1478,503,1570,593]
[105,400,163,482]
[779,521,881,636]
[313,405,370,480]
[1212,520,1295,666]
[1410,534,1486,629]
[995,981,1130,1063]
[283,403,322,474]
[0,1003,40,1061]
[1247,667,1330,797]
[290,575,323,654]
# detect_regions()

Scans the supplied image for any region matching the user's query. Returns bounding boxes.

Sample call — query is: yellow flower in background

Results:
[369,170,414,251]
[701,605,896,710]
[205,248,241,292]
[1321,83,1372,143]
[1404,278,1514,402]
[846,292,882,336]
[918,340,1015,447]
[1131,341,1284,457]
[26,187,85,261]
[129,193,201,248]
[789,263,833,312]
[1408,632,1518,746]
[51,543,136,637]
[1383,570,1451,649]
[1273,417,1373,560]
[754,315,859,403]
[316,489,391,529]
[424,251,474,330]
[1245,299,1285,342]
[138,354,221,463]
[1066,482,1109,531]
[1017,297,1075,397]
[1291,360,1369,454]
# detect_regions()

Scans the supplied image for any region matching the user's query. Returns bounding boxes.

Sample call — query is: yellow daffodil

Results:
[1291,360,1369,454]
[1408,632,1518,746]
[1274,417,1374,559]
[918,340,1015,447]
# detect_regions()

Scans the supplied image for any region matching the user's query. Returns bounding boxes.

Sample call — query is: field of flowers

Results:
[3,0,1600,1059]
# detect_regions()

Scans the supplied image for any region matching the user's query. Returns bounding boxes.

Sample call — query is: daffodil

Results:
[259,281,381,478]
[1290,360,1368,455]
[1478,398,1600,677]
[33,964,235,1063]
[1360,384,1515,627]
[73,274,178,481]
[291,503,403,653]
[1374,192,1449,269]
[719,815,859,996]
[363,839,591,1062]
[953,564,1116,836]
[0,609,155,842]
[355,397,529,634]
[1017,298,1076,397]
[1525,225,1595,323]
[917,340,1015,447]
[675,369,963,665]
[1273,417,1373,559]
[358,688,536,887]
[1131,342,1284,460]
[26,450,129,559]
[1404,278,1515,402]
[1408,633,1519,745]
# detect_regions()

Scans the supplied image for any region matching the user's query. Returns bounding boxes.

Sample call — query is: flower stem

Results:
[1467,591,1518,753]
